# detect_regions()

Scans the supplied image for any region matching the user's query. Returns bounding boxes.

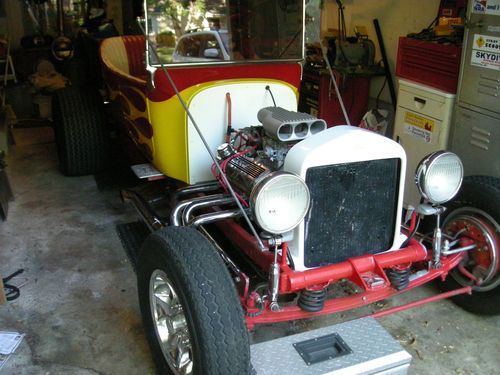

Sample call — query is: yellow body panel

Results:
[147,90,190,183]
[146,78,298,184]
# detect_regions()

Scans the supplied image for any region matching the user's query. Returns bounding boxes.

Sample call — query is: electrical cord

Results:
[407,15,438,40]
[3,269,24,301]
[335,0,361,66]
[401,216,421,248]
[375,77,387,109]
[426,15,439,31]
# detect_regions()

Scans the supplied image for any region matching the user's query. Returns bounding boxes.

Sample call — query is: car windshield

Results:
[219,31,229,52]
[145,0,304,66]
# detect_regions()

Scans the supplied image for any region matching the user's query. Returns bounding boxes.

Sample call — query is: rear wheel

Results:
[440,176,500,315]
[137,226,251,375]
[52,86,108,176]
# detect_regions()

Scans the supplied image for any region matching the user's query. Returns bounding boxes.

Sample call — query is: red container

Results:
[396,37,462,94]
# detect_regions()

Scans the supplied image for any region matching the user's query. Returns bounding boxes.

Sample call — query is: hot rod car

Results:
[51,0,499,374]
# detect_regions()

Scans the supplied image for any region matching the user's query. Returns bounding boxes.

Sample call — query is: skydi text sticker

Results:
[471,34,500,71]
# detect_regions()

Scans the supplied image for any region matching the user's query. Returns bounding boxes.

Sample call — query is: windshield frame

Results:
[144,0,305,69]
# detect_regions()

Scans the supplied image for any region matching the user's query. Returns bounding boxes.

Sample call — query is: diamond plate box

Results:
[251,317,411,375]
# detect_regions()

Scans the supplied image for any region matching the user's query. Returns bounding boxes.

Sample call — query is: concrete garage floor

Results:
[1,141,499,374]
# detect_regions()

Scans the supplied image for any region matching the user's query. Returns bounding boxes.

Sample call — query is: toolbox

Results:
[251,317,411,375]
[396,37,462,94]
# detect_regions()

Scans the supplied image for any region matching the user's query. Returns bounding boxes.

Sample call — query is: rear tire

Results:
[440,176,500,315]
[52,86,108,176]
[137,226,251,375]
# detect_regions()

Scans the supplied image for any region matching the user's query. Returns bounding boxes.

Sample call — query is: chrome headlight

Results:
[250,171,310,234]
[415,151,463,205]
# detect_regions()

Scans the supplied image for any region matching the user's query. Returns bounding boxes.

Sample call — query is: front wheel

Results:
[440,176,500,315]
[137,226,251,375]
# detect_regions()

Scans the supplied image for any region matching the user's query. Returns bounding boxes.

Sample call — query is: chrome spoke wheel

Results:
[149,270,193,375]
[444,207,500,292]
[138,227,250,373]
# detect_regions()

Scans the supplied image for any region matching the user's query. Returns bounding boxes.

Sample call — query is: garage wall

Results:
[321,0,441,102]
[1,1,24,49]
[0,2,5,36]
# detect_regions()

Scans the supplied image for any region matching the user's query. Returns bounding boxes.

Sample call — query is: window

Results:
[146,0,303,65]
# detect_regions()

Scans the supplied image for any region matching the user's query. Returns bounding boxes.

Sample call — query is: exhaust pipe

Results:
[121,189,166,232]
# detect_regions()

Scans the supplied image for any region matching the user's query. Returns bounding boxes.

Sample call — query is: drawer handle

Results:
[414,97,426,105]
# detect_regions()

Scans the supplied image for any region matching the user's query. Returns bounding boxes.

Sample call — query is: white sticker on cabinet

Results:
[471,34,500,71]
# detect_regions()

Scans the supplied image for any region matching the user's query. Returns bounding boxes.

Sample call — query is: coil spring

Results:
[386,267,411,291]
[244,289,265,317]
[244,300,264,317]
[298,288,326,312]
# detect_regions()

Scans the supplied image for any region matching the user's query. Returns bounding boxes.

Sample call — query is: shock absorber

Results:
[268,243,281,312]
[298,287,326,312]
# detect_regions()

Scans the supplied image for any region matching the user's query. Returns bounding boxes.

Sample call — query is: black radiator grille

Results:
[304,158,400,268]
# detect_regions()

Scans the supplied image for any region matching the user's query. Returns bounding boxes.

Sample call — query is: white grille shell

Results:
[284,126,408,271]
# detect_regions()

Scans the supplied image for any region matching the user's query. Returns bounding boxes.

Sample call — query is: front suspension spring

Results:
[386,266,411,291]
[298,288,326,312]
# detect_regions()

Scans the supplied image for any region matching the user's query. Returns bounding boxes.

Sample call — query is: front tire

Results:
[440,176,500,315]
[137,226,251,375]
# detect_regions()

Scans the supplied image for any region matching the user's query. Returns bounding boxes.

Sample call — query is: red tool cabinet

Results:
[396,37,462,94]
[299,67,383,127]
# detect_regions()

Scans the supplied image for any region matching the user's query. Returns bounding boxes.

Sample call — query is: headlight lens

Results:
[250,172,310,234]
[415,151,463,204]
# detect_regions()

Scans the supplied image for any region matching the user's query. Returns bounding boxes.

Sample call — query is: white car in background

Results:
[172,30,231,62]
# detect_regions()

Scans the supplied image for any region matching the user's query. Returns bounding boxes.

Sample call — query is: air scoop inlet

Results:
[257,107,327,142]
